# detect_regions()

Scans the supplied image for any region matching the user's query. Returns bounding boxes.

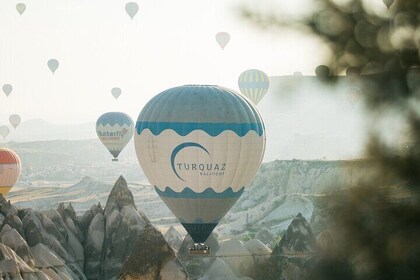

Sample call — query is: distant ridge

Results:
[1,119,96,142]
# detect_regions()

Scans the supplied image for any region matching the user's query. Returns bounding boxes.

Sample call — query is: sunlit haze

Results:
[0,0,365,160]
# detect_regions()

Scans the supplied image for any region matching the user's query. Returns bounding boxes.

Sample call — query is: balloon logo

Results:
[125,2,139,19]
[2,84,13,97]
[0,126,10,140]
[47,59,59,74]
[9,114,21,129]
[134,85,265,244]
[111,87,122,100]
[16,3,26,15]
[96,112,134,161]
[238,69,270,105]
[215,32,230,50]
[0,148,21,195]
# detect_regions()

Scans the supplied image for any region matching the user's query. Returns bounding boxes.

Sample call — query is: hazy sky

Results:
[0,0,329,123]
[0,0,370,160]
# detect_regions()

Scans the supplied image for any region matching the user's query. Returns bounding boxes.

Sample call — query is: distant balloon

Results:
[238,69,270,105]
[9,114,21,129]
[125,2,139,19]
[111,88,122,100]
[16,3,26,15]
[2,84,13,97]
[0,126,10,140]
[0,148,21,195]
[383,0,394,8]
[96,112,134,161]
[47,59,59,74]
[293,71,303,76]
[215,32,230,50]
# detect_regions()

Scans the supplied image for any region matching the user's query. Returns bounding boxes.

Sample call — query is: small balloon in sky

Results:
[125,2,139,19]
[9,114,21,129]
[16,3,26,15]
[0,126,10,140]
[2,84,13,97]
[215,32,230,50]
[47,59,59,74]
[383,0,394,8]
[111,87,122,99]
[293,71,303,76]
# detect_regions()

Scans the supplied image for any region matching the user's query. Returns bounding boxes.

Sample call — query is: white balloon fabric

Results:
[47,59,59,74]
[2,84,13,97]
[0,148,21,195]
[238,69,270,105]
[0,126,10,140]
[16,3,26,15]
[215,32,230,50]
[125,2,139,19]
[134,85,265,243]
[9,114,21,129]
[96,112,134,161]
[111,87,122,99]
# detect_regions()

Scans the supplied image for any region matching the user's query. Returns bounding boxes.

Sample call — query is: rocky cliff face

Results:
[266,213,318,280]
[218,160,371,238]
[0,176,183,280]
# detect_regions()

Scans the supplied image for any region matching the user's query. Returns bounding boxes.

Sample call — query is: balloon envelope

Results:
[134,85,265,243]
[2,84,13,97]
[96,112,134,160]
[238,69,270,105]
[47,59,59,74]
[0,148,21,195]
[125,2,139,19]
[16,3,26,15]
[0,126,10,140]
[9,114,21,129]
[215,32,230,49]
[111,88,122,99]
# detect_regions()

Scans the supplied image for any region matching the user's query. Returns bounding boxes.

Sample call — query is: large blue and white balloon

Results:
[96,112,134,161]
[238,69,270,105]
[135,85,265,243]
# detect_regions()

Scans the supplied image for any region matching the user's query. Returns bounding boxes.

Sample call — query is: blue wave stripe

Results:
[155,186,244,199]
[97,112,133,126]
[136,122,264,137]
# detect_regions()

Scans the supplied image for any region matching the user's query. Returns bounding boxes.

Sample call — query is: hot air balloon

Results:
[125,2,139,19]
[47,59,59,74]
[0,148,21,195]
[238,69,270,105]
[215,32,230,50]
[111,87,122,100]
[2,84,13,97]
[96,112,134,161]
[0,126,10,140]
[134,85,265,253]
[16,3,26,15]
[9,114,21,129]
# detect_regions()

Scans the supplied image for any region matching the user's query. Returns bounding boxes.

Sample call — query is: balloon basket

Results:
[112,158,118,162]
[189,243,210,256]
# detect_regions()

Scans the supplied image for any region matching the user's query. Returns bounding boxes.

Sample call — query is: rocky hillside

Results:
[0,176,186,279]
[217,159,372,238]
